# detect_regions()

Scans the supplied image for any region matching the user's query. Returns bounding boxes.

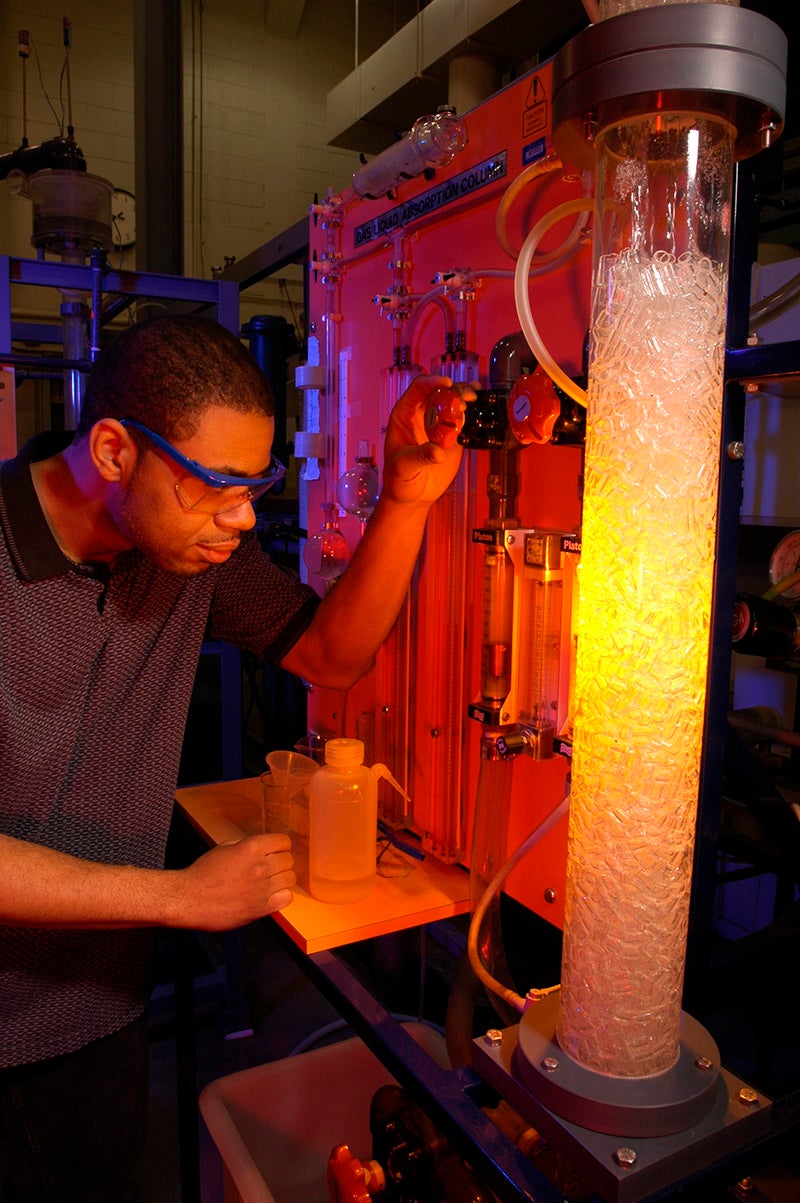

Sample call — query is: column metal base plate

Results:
[473,1011,771,1203]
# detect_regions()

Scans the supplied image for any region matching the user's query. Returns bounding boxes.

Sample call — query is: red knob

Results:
[423,386,466,448]
[327,1143,386,1202]
[507,365,561,445]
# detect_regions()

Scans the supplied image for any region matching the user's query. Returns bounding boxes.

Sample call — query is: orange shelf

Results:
[175,777,471,954]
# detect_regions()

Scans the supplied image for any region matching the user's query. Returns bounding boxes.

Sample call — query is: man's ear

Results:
[88,419,139,485]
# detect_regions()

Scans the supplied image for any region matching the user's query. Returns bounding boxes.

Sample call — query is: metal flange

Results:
[513,992,722,1138]
[551,3,788,168]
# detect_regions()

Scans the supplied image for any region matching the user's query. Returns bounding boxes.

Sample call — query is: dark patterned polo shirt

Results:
[0,432,319,1066]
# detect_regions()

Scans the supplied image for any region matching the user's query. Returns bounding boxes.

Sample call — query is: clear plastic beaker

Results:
[261,750,317,891]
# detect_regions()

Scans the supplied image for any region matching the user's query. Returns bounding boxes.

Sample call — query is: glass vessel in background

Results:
[303,502,351,584]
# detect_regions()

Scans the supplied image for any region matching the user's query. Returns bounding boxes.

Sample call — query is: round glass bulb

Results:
[337,463,379,520]
[303,527,351,581]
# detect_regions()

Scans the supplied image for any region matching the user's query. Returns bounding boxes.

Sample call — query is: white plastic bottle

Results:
[309,738,377,903]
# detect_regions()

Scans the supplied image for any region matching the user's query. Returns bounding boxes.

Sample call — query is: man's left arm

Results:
[281,375,473,688]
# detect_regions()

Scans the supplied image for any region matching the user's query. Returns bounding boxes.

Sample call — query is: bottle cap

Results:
[324,737,365,768]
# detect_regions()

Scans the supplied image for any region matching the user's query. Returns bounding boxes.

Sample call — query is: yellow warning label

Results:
[523,73,548,140]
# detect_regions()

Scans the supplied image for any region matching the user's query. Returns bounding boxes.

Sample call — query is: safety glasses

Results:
[121,418,285,515]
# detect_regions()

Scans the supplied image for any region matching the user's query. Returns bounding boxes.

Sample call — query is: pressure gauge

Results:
[111,188,136,249]
[768,530,800,600]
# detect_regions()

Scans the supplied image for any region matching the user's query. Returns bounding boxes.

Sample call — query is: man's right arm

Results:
[0,832,296,931]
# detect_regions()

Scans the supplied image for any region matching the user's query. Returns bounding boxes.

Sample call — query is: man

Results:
[0,313,470,1201]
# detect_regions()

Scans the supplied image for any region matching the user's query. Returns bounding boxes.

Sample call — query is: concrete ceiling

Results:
[265,0,308,40]
[325,0,589,155]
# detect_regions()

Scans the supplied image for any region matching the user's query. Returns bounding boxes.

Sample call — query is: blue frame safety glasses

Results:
[121,418,285,515]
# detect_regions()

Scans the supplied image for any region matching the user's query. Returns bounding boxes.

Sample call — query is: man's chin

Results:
[173,562,214,577]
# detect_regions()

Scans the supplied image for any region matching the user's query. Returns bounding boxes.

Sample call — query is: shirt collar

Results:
[0,432,78,582]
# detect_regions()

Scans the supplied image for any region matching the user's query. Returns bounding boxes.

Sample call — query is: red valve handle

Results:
[327,1143,386,1202]
[423,386,467,449]
[507,365,561,445]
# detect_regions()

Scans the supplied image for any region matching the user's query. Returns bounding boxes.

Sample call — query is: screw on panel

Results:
[738,1086,760,1107]
[544,888,557,904]
[727,441,745,460]
[542,1057,559,1073]
[613,1148,638,1169]
[695,1056,714,1072]
[744,333,762,394]
[484,1029,503,1047]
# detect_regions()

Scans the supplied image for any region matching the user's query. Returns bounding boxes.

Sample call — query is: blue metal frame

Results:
[0,254,240,353]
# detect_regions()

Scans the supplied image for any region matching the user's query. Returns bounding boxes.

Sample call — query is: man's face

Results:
[114,405,276,575]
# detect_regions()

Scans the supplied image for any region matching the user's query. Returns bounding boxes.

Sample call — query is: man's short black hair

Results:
[77,314,275,441]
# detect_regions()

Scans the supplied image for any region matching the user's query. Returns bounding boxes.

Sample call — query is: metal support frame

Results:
[216,215,309,293]
[0,254,240,356]
[685,158,756,1017]
[689,160,800,1011]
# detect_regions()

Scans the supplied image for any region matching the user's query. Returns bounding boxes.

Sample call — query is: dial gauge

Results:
[768,530,800,600]
[111,188,136,249]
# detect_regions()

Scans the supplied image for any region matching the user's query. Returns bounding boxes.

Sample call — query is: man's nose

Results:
[215,499,257,531]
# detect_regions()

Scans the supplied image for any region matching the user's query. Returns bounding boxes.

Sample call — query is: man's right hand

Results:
[177,835,296,930]
[0,831,296,932]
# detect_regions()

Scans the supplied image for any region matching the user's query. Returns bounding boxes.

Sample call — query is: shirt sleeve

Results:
[206,531,321,664]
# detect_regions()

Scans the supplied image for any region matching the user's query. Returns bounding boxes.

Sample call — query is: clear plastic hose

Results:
[494,152,563,259]
[467,789,571,1013]
[513,198,593,408]
[750,266,800,331]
